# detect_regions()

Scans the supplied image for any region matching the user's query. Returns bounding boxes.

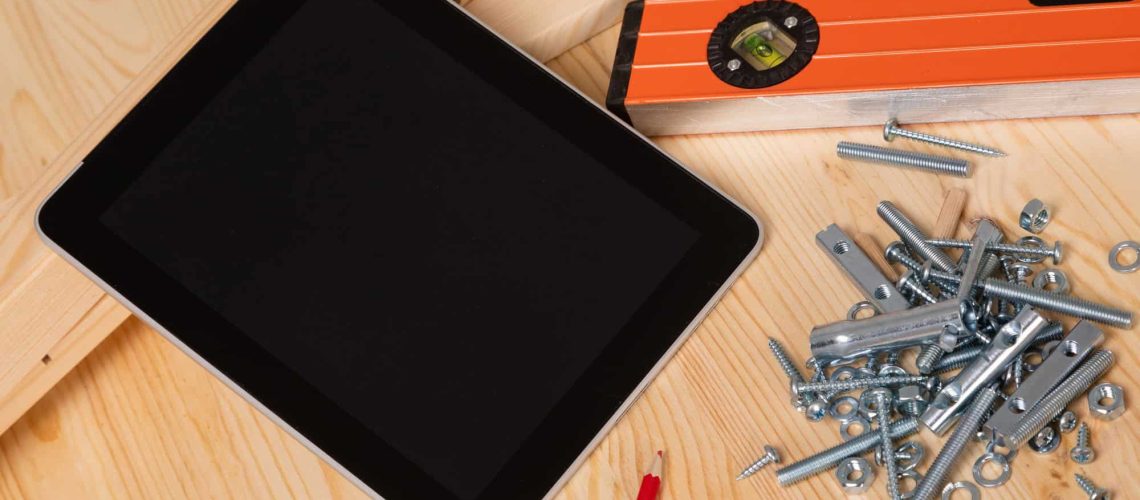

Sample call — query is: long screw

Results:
[925,238,1063,265]
[838,142,971,178]
[792,375,932,396]
[898,271,939,304]
[1070,422,1095,464]
[1074,473,1112,499]
[980,279,1133,329]
[883,119,1007,157]
[911,386,1000,500]
[769,338,811,407]
[736,445,781,480]
[879,202,959,273]
[776,417,920,485]
[1005,349,1114,449]
[876,393,901,500]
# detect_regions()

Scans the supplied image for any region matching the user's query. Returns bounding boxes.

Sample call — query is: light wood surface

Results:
[2,1,1139,499]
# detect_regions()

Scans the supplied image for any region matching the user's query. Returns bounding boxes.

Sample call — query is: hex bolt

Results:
[1070,422,1095,464]
[878,202,959,273]
[980,279,1133,329]
[915,344,946,375]
[883,119,1007,157]
[769,338,811,407]
[1005,349,1114,449]
[1074,473,1112,499]
[911,386,1000,500]
[838,142,972,177]
[736,445,781,480]
[875,392,901,500]
[925,238,1063,265]
[792,375,932,396]
[776,417,920,485]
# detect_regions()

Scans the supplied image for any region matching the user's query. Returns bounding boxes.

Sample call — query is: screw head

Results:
[883,118,899,142]
[805,399,828,421]
[1053,241,1064,265]
[1090,490,1112,500]
[727,59,742,71]
[1070,446,1095,464]
[764,445,781,463]
[784,16,798,28]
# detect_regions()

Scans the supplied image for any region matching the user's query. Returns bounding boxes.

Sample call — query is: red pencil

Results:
[636,450,664,500]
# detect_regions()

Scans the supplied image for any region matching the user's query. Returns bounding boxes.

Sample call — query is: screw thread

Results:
[776,417,920,486]
[878,202,959,273]
[886,350,901,366]
[911,387,1000,500]
[981,279,1133,329]
[877,394,901,500]
[1074,474,1100,495]
[793,375,931,396]
[839,142,971,177]
[1006,350,1114,449]
[1076,422,1090,449]
[915,344,946,374]
[902,278,939,304]
[768,338,806,384]
[736,455,773,480]
[926,239,1059,259]
[887,124,1006,157]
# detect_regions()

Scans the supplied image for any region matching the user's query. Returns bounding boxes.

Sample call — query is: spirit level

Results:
[606,0,1140,135]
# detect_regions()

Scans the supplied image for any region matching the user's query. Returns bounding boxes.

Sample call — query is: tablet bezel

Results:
[36,1,762,498]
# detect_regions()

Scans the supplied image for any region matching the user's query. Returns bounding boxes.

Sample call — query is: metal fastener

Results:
[1058,410,1078,433]
[924,238,1063,265]
[768,338,811,407]
[1019,199,1051,234]
[1070,422,1095,464]
[1003,350,1114,449]
[838,142,972,177]
[1028,423,1061,454]
[911,386,999,500]
[1032,268,1071,294]
[883,119,1006,157]
[1109,241,1140,273]
[809,300,974,363]
[1074,473,1113,500]
[736,445,781,480]
[1087,382,1125,421]
[792,375,933,396]
[980,279,1132,329]
[876,391,901,500]
[880,203,959,273]
[776,417,920,485]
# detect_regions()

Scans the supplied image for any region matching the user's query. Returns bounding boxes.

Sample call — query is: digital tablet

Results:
[36,0,762,498]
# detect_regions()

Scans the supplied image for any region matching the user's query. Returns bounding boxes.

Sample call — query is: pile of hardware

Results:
[737,198,1133,499]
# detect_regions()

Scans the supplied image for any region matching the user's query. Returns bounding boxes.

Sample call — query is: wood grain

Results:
[1,1,1139,499]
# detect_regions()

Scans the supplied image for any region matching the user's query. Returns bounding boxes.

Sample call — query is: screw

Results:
[777,417,920,485]
[883,119,1007,157]
[769,338,811,406]
[1070,422,1095,464]
[792,375,932,396]
[981,279,1132,329]
[838,142,971,178]
[910,386,1000,500]
[736,445,781,480]
[1074,473,1112,499]
[914,344,946,375]
[727,59,742,71]
[898,271,938,304]
[1005,349,1114,449]
[1057,410,1078,433]
[925,238,1063,265]
[930,344,986,375]
[874,392,901,500]
[784,16,798,28]
[879,202,959,273]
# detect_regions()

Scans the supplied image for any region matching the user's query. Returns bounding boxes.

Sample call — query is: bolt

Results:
[777,417,920,485]
[898,271,938,304]
[839,142,971,177]
[1005,349,1114,449]
[769,338,811,405]
[883,119,1007,157]
[878,202,959,273]
[875,392,901,500]
[925,238,1063,265]
[1075,473,1113,499]
[910,386,1000,500]
[736,445,781,480]
[792,375,932,396]
[1070,422,1095,464]
[981,279,1132,329]
[915,344,946,375]
[930,344,986,374]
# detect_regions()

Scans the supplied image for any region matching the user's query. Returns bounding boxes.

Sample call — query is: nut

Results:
[896,384,930,417]
[1088,383,1125,421]
[836,457,874,494]
[1019,199,1051,234]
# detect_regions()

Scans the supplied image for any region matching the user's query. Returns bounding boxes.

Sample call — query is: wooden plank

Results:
[464,0,630,62]
[1,2,1139,500]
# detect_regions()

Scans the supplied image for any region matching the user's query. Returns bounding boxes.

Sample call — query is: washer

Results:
[942,480,981,500]
[839,417,871,441]
[1015,236,1048,264]
[828,396,860,422]
[1109,241,1140,273]
[972,452,1011,488]
[897,469,923,499]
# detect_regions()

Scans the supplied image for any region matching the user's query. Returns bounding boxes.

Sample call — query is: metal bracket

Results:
[817,224,910,313]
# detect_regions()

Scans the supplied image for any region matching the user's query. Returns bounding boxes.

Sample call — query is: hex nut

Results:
[896,385,930,417]
[836,457,874,494]
[1019,199,1051,234]
[1088,383,1125,421]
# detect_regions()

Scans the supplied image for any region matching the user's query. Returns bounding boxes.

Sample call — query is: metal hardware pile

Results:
[738,199,1132,499]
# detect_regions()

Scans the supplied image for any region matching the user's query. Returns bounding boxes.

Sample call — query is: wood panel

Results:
[1,1,1139,499]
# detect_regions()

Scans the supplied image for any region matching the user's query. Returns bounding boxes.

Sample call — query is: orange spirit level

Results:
[606,0,1140,136]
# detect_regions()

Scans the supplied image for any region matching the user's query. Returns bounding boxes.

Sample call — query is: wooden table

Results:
[1,1,1137,498]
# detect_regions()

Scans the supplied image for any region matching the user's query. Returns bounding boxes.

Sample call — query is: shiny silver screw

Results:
[930,344,986,375]
[915,345,946,375]
[980,279,1132,329]
[1070,422,1095,464]
[925,238,1063,265]
[911,386,1000,500]
[898,270,938,304]
[1057,410,1078,433]
[883,119,1007,157]
[874,391,901,500]
[1075,473,1112,500]
[1005,350,1114,449]
[727,59,742,71]
[879,202,959,273]
[768,338,811,408]
[838,142,971,178]
[792,375,932,396]
[777,417,920,485]
[736,445,781,480]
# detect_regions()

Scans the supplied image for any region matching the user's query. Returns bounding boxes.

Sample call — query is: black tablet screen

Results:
[99,0,698,497]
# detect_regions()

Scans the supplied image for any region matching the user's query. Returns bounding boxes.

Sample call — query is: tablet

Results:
[36,1,761,498]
